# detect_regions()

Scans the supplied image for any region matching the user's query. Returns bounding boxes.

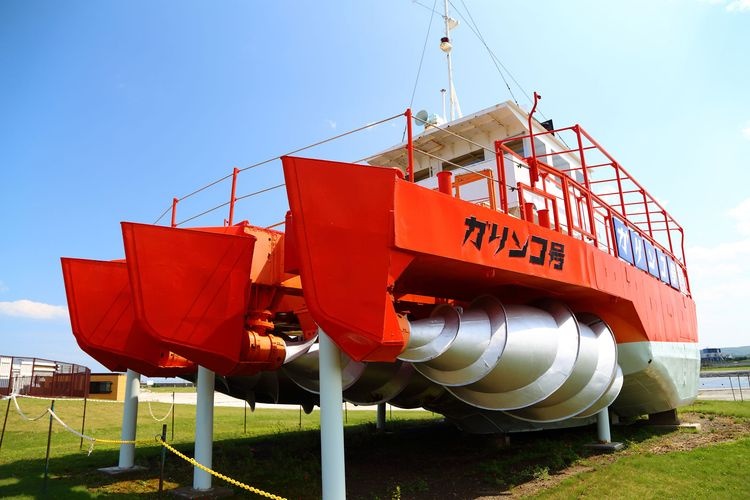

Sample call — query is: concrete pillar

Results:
[193,366,215,490]
[319,331,346,500]
[596,407,611,443]
[118,369,140,468]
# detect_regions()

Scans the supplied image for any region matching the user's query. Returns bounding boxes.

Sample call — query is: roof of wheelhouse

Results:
[366,100,569,170]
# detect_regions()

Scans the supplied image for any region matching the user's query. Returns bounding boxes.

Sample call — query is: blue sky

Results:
[1,0,749,371]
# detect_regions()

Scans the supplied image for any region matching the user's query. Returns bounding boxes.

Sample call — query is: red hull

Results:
[283,156,697,362]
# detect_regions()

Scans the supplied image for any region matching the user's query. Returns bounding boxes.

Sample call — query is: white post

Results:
[596,407,611,443]
[376,403,386,431]
[442,0,461,120]
[118,369,140,469]
[193,365,215,491]
[319,331,346,500]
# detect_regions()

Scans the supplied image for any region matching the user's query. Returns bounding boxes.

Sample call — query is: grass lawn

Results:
[531,401,750,499]
[684,400,750,419]
[0,397,748,499]
[533,437,750,499]
[0,396,437,498]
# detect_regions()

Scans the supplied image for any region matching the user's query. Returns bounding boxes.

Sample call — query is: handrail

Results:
[454,169,498,211]
[496,124,689,295]
[145,108,690,296]
[157,111,412,228]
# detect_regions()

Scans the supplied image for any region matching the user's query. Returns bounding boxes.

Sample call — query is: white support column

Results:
[596,407,611,443]
[193,365,215,491]
[376,402,386,431]
[118,369,140,469]
[319,331,346,500]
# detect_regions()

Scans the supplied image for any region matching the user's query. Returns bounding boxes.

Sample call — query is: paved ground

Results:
[696,388,749,401]
[139,390,297,409]
[139,388,749,407]
[139,390,392,411]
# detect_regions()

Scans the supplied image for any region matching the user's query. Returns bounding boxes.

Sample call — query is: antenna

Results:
[440,0,462,121]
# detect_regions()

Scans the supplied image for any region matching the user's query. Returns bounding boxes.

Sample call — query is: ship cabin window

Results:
[552,155,583,183]
[503,139,524,157]
[414,167,431,182]
[533,138,547,158]
[552,155,570,171]
[442,149,485,171]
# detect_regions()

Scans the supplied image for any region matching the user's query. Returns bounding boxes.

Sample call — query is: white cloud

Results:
[703,0,750,11]
[742,122,750,139]
[728,198,750,235]
[727,0,750,11]
[326,119,337,129]
[687,197,750,347]
[0,300,68,320]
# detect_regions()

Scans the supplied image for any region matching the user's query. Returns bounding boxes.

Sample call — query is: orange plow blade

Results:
[283,156,411,362]
[61,258,194,376]
[121,222,282,375]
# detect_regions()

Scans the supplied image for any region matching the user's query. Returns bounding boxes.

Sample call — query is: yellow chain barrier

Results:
[155,437,287,500]
[10,393,285,498]
[11,395,50,421]
[147,400,174,422]
[10,395,153,454]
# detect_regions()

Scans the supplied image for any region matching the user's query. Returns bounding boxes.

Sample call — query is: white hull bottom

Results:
[613,341,700,417]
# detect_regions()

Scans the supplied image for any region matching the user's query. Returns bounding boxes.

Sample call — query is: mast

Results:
[440,0,462,121]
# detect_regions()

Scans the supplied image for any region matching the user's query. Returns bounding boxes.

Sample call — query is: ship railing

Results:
[143,108,689,296]
[151,111,412,232]
[410,148,525,217]
[496,125,690,295]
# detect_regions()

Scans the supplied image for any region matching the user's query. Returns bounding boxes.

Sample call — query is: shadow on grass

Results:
[343,418,677,499]
[0,418,676,499]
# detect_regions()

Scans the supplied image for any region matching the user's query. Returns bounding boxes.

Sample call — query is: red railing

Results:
[148,107,689,297]
[159,111,415,230]
[496,124,689,295]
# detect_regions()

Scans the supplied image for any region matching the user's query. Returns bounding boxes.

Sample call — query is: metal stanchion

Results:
[737,376,744,402]
[376,403,386,431]
[79,396,88,450]
[43,400,55,494]
[171,391,175,442]
[0,397,11,452]
[158,424,168,494]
